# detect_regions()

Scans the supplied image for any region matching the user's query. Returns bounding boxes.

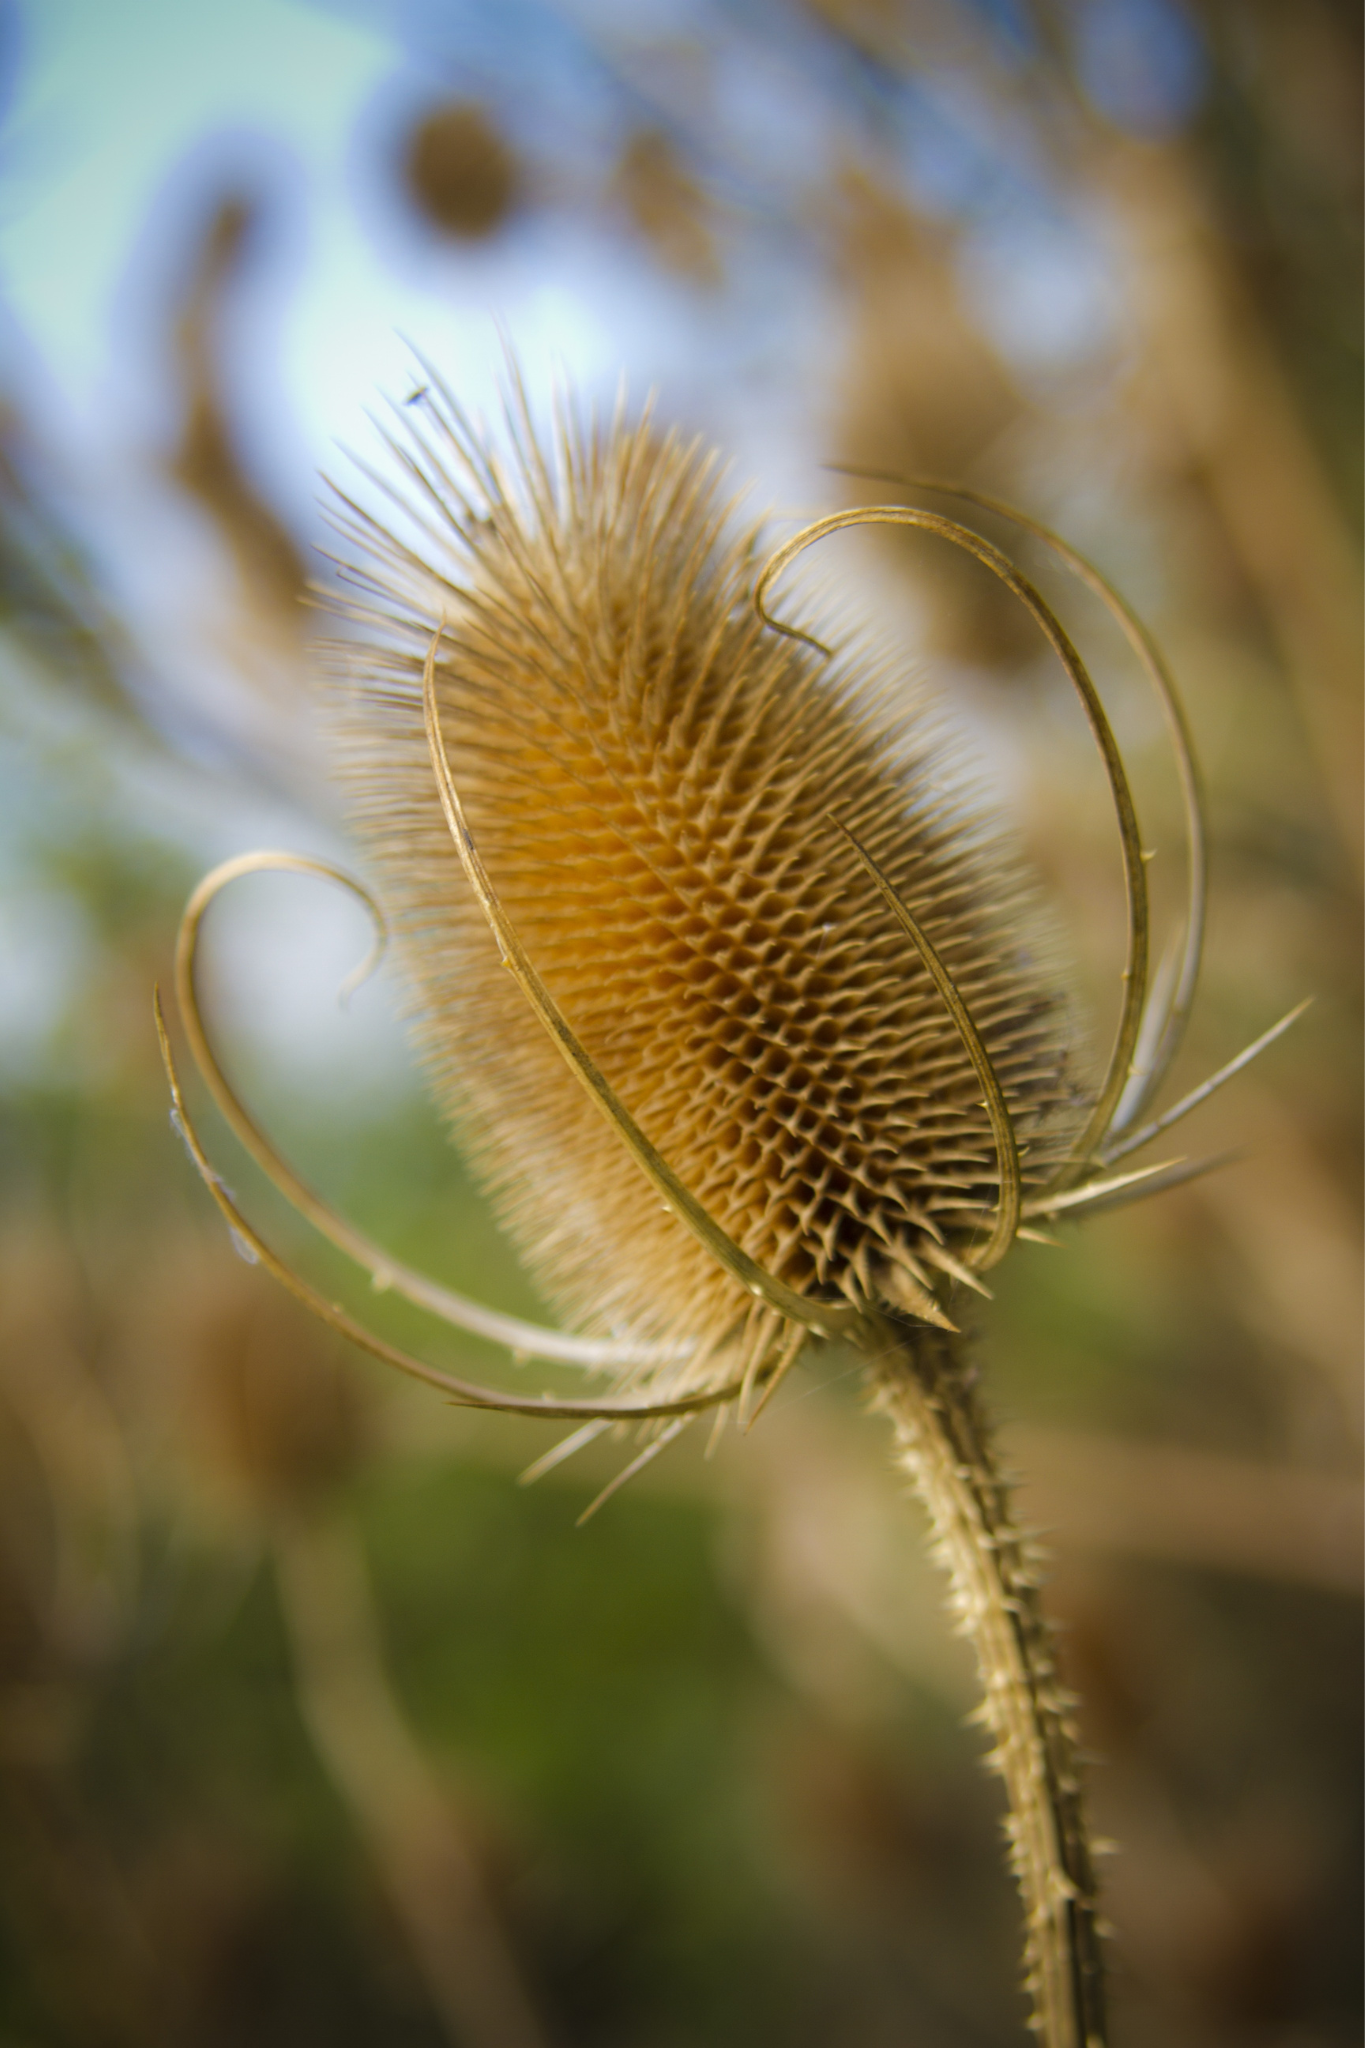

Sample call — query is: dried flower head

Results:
[159,370,1303,2048]
[329,394,1083,1399]
[401,101,521,242]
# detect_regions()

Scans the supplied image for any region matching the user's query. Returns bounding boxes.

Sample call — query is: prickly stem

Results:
[871,1326,1107,2048]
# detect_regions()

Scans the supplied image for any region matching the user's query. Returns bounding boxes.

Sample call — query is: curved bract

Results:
[174,851,696,1375]
[825,469,1208,1136]
[156,991,755,1423]
[753,503,1150,1188]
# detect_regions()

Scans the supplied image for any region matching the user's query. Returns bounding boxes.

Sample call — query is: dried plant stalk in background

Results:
[162,376,1299,2048]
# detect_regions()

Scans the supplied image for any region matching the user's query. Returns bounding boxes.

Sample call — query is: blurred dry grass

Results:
[169,196,309,636]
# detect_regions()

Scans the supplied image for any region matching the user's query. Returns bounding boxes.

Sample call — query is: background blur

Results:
[0,2,1360,2044]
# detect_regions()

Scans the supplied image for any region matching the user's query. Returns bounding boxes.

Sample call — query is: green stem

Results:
[870,1327,1107,2048]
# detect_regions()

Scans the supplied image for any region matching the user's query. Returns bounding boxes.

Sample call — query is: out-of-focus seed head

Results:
[401,101,521,241]
[329,391,1086,1396]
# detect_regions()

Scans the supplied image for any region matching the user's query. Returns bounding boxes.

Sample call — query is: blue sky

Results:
[0,0,842,499]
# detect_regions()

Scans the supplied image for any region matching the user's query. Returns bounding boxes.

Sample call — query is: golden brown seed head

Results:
[330,393,1084,1393]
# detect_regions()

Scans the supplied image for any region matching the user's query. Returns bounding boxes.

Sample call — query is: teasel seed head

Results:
[327,383,1086,1400]
[163,363,1304,2048]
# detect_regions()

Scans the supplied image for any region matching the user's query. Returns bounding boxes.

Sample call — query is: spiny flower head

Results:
[327,386,1085,1398]
[163,367,1283,2048]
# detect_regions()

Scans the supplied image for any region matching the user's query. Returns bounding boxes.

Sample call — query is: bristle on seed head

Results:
[328,381,1085,1399]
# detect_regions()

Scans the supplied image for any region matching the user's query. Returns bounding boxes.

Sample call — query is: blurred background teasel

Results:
[0,2,1359,2044]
